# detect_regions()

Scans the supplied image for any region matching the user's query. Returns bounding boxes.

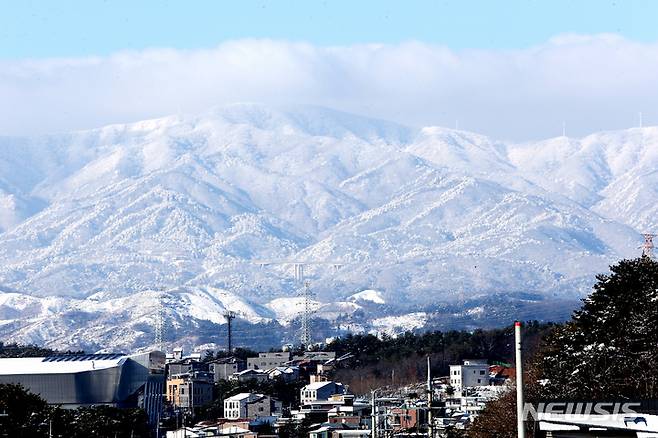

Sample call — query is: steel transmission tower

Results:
[291,264,313,347]
[300,280,313,348]
[255,260,343,348]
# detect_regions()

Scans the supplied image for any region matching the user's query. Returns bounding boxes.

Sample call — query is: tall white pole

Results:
[427,356,433,438]
[371,390,377,438]
[515,321,525,438]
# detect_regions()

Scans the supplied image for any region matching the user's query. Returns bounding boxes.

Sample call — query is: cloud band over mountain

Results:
[1,34,657,140]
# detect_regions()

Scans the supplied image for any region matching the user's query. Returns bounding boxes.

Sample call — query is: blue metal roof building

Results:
[0,350,165,424]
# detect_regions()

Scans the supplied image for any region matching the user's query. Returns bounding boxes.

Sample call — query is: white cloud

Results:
[1,35,657,140]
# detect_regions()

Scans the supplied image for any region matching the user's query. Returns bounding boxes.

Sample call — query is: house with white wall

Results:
[448,359,489,396]
[300,381,345,406]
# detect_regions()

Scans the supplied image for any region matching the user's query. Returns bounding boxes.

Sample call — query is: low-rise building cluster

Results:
[0,346,519,438]
[162,350,517,438]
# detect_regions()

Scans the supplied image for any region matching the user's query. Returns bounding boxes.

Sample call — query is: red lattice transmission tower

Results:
[641,233,655,258]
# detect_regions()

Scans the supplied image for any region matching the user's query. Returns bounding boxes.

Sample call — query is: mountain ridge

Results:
[0,103,651,351]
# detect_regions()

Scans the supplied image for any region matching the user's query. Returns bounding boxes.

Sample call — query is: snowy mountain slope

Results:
[0,103,651,350]
[0,286,274,352]
[508,127,658,230]
[407,127,514,176]
[297,171,638,306]
[349,290,385,304]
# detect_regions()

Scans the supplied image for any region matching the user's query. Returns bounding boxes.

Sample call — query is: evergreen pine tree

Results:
[540,257,658,399]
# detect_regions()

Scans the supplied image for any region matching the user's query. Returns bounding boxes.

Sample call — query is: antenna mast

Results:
[641,233,655,258]
[224,311,236,353]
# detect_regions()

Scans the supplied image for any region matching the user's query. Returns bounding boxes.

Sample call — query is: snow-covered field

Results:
[0,104,649,350]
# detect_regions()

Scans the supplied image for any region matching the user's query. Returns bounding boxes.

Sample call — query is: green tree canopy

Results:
[0,384,150,437]
[0,383,51,437]
[540,257,658,399]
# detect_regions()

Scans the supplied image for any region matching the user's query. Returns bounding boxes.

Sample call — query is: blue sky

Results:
[1,0,656,58]
[1,1,657,139]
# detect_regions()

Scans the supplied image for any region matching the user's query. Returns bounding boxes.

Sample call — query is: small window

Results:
[480,370,485,375]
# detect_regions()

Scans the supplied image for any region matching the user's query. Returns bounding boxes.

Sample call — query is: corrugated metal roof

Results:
[42,353,124,362]
[0,355,126,375]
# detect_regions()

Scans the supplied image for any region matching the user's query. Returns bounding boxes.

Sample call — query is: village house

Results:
[223,393,282,421]
[166,420,258,438]
[166,372,214,411]
[230,369,269,383]
[267,365,300,382]
[308,423,370,438]
[210,357,247,382]
[247,352,291,370]
[300,381,346,406]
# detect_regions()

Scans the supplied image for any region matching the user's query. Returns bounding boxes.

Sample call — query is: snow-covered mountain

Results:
[0,104,650,351]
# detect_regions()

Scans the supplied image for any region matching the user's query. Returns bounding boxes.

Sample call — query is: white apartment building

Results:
[449,359,489,396]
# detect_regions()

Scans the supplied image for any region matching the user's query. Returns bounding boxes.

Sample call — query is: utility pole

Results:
[224,311,236,353]
[371,389,378,438]
[515,321,525,438]
[156,409,160,438]
[427,356,433,438]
